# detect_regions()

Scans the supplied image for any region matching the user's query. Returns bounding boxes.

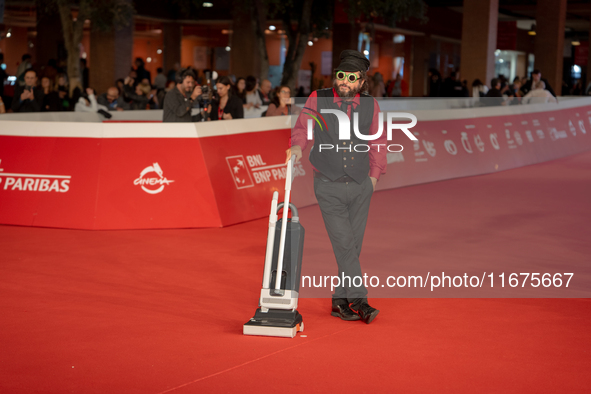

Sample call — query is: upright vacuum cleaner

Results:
[243,156,305,338]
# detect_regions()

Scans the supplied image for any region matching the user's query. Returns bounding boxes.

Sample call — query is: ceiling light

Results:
[269,25,276,31]
[203,2,213,7]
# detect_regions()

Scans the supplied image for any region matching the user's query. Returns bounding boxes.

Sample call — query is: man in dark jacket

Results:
[97,87,129,111]
[0,53,7,102]
[441,71,469,97]
[520,69,556,97]
[11,70,44,113]
[484,78,504,106]
[134,58,151,83]
[163,68,203,122]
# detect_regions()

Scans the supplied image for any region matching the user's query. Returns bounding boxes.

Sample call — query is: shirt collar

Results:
[332,87,361,108]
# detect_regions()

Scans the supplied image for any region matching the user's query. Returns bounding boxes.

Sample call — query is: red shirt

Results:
[290,88,387,180]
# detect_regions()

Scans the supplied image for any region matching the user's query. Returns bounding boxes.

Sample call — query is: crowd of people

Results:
[427,68,591,105]
[2,52,591,117]
[0,55,300,120]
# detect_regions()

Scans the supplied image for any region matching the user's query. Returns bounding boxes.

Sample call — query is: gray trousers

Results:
[313,175,373,304]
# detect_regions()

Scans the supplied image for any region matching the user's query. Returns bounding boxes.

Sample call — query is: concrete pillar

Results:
[460,0,498,88]
[230,8,259,78]
[411,36,428,97]
[163,22,181,75]
[587,23,591,90]
[534,0,566,94]
[35,6,64,67]
[89,22,133,95]
[0,26,30,75]
[331,3,361,71]
[331,23,361,71]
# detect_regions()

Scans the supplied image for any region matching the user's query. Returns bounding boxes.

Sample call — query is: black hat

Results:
[336,50,370,72]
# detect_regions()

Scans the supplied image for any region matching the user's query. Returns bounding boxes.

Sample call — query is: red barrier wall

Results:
[1,101,590,229]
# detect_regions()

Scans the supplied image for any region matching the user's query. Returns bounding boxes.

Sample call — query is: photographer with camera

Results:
[12,69,44,113]
[163,68,203,122]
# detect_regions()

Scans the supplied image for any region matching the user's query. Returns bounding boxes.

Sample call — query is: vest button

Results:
[342,142,346,145]
[351,157,354,160]
[343,157,346,160]
[344,165,347,168]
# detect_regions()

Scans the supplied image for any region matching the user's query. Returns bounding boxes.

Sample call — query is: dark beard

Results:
[333,79,362,98]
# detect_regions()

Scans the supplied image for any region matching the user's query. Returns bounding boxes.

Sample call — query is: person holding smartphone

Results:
[11,69,44,113]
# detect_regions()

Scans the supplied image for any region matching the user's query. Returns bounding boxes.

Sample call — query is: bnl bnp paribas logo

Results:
[303,107,418,152]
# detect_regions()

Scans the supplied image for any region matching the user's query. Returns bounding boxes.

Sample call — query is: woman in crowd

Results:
[41,76,61,111]
[122,76,150,110]
[370,72,386,97]
[265,85,301,116]
[55,74,72,110]
[158,80,176,109]
[234,77,246,103]
[471,79,488,97]
[244,76,262,110]
[508,77,522,97]
[210,76,244,120]
[115,78,125,96]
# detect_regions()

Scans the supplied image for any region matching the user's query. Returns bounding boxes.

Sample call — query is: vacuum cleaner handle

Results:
[262,191,279,289]
[285,154,296,191]
[274,155,296,291]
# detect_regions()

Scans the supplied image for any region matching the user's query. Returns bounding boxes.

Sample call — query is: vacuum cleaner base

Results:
[243,309,304,338]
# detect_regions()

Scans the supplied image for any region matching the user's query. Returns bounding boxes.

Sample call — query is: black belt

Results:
[314,171,355,183]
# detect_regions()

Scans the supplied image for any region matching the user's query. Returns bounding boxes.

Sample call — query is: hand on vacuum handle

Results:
[274,156,295,291]
[285,155,295,192]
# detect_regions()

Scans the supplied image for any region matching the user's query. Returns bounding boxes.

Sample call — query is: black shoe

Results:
[331,304,361,321]
[351,302,379,324]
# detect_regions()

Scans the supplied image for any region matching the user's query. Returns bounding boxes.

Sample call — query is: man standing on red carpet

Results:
[285,50,386,324]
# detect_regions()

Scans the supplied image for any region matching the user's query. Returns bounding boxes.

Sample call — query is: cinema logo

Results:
[0,159,71,193]
[134,163,174,194]
[304,109,418,152]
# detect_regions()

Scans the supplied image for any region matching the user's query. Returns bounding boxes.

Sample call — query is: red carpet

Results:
[1,151,591,393]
